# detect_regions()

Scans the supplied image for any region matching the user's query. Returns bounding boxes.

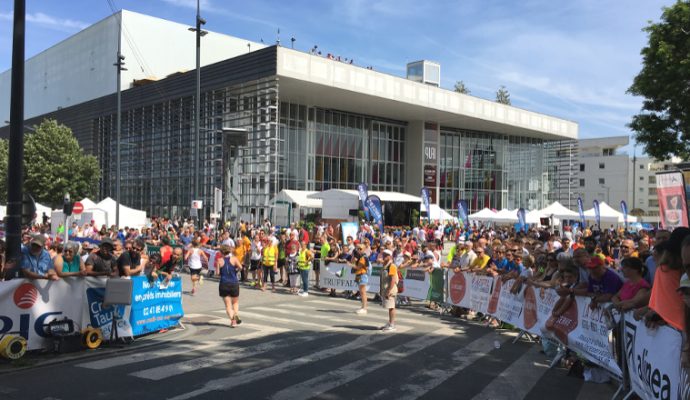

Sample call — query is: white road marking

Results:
[471,346,549,400]
[166,327,412,400]
[270,327,458,400]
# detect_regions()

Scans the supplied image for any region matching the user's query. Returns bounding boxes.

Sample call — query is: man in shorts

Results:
[380,249,399,332]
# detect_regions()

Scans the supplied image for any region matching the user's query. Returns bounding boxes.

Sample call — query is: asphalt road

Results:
[0,273,617,400]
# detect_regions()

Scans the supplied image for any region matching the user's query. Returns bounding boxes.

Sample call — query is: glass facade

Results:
[439,128,546,213]
[279,102,406,192]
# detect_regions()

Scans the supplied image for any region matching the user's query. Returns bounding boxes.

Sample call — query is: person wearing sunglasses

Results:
[54,241,87,278]
[117,238,147,277]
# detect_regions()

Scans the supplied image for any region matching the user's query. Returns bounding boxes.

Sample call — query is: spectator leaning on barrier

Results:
[54,242,87,278]
[21,234,58,281]
[678,235,690,367]
[611,257,650,312]
[85,238,117,277]
[118,238,147,277]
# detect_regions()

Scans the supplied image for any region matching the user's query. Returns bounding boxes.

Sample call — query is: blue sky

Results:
[0,0,676,154]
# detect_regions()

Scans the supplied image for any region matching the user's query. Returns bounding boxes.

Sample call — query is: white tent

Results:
[494,209,518,223]
[421,204,457,222]
[93,197,147,229]
[583,201,638,224]
[539,201,580,220]
[79,198,98,210]
[468,208,498,222]
[271,190,322,225]
[0,205,5,221]
[526,209,546,224]
[35,202,54,219]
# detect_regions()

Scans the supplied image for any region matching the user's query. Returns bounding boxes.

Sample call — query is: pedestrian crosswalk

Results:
[70,296,615,400]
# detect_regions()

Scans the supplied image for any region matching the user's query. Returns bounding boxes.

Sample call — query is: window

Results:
[599,178,605,185]
[648,176,656,184]
[579,179,585,187]
[639,164,644,169]
[603,148,614,156]
[648,199,659,207]
[640,176,644,181]
[580,164,585,172]
[649,188,657,195]
[599,163,605,169]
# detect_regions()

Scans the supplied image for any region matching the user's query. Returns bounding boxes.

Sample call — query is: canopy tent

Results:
[583,201,637,224]
[468,208,498,222]
[270,190,322,225]
[91,197,147,229]
[539,201,580,220]
[493,209,518,223]
[308,189,421,220]
[526,209,546,224]
[35,202,54,219]
[420,203,458,223]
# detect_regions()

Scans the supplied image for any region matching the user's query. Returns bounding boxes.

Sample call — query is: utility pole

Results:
[5,0,26,264]
[114,13,126,230]
[189,0,206,227]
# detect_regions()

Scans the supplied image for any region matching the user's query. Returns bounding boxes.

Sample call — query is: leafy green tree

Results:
[454,80,471,94]
[0,138,8,204]
[495,85,511,105]
[628,1,690,160]
[23,119,100,207]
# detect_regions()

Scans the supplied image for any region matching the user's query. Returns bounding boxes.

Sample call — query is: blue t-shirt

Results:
[588,268,623,295]
[179,234,192,246]
[219,256,239,284]
[21,247,54,275]
[502,260,522,273]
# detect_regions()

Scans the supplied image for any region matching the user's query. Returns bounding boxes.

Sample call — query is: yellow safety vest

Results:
[298,249,311,270]
[263,245,276,266]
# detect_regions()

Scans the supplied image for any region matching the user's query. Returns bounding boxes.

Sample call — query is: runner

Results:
[185,238,208,295]
[216,244,243,327]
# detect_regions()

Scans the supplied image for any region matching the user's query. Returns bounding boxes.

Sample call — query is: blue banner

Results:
[365,195,384,233]
[129,276,184,336]
[457,199,469,227]
[593,200,601,229]
[421,187,431,223]
[517,208,526,232]
[577,197,585,228]
[620,200,628,230]
[357,183,370,221]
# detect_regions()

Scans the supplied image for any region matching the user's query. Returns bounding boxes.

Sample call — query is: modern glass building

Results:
[0,10,578,223]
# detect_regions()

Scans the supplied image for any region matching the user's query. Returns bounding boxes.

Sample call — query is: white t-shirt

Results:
[222,238,235,248]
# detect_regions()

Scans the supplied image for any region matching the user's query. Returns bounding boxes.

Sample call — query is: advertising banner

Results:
[357,183,370,221]
[0,278,87,350]
[593,200,601,228]
[578,197,586,228]
[421,187,431,223]
[318,262,361,291]
[621,200,629,230]
[656,171,689,229]
[365,195,384,233]
[128,276,184,336]
[397,267,430,300]
[623,314,688,400]
[84,278,132,339]
[517,208,526,232]
[457,199,469,227]
[340,222,359,244]
[427,269,445,302]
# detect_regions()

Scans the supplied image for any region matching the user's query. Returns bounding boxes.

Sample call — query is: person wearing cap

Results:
[380,249,399,332]
[20,235,58,281]
[85,237,117,276]
[572,254,623,309]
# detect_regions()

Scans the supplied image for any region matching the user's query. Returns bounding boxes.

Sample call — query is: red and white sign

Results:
[72,201,84,214]
[656,171,689,229]
[191,200,203,209]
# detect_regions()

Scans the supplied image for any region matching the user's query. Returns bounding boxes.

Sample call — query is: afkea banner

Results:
[593,200,601,229]
[365,195,384,233]
[517,208,526,231]
[357,183,370,221]
[457,199,469,227]
[620,200,629,230]
[577,197,586,228]
[656,171,689,230]
[421,187,431,223]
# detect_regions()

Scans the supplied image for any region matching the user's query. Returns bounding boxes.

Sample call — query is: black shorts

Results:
[278,259,286,268]
[190,268,202,276]
[312,259,321,272]
[250,259,261,271]
[219,283,240,297]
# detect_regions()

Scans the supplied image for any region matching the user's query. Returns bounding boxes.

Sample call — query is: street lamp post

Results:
[114,14,126,230]
[189,0,207,227]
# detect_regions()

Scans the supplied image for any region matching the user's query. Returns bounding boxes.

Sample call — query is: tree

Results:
[495,85,511,105]
[22,119,101,207]
[454,80,471,94]
[627,1,690,160]
[0,138,8,204]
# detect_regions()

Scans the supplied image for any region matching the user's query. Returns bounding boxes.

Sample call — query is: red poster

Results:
[656,171,689,229]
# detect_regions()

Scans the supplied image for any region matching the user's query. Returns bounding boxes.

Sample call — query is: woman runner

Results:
[216,244,243,327]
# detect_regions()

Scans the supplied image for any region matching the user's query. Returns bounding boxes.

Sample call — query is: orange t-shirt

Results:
[353,256,368,275]
[648,265,685,331]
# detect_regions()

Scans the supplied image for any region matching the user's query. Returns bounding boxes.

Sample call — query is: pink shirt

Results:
[618,279,650,301]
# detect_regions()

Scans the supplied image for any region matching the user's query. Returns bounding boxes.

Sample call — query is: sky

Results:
[0,0,677,155]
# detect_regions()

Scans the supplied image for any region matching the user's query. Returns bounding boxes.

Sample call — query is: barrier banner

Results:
[427,269,445,302]
[319,262,360,291]
[0,278,87,350]
[623,315,689,400]
[319,262,432,300]
[129,276,184,336]
[84,278,133,339]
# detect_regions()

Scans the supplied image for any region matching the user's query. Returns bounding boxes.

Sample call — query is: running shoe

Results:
[381,324,396,332]
[234,315,242,325]
[355,308,367,315]
[230,319,237,328]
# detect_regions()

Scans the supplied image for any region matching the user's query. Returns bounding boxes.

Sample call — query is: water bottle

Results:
[493,332,502,349]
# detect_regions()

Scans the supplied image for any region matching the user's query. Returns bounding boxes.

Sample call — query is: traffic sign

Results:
[72,201,84,215]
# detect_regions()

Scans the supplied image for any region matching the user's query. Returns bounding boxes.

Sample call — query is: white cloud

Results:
[0,11,88,31]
